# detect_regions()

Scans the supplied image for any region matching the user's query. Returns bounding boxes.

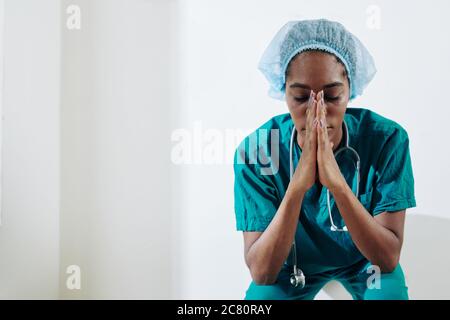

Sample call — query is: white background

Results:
[0,0,448,299]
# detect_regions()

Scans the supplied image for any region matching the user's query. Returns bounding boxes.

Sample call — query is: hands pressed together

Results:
[292,90,345,194]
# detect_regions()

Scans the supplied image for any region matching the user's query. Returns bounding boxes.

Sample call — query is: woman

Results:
[233,19,416,300]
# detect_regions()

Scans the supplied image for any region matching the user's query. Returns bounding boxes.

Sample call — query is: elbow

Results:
[378,253,400,274]
[250,268,278,285]
[380,262,398,274]
[253,275,277,286]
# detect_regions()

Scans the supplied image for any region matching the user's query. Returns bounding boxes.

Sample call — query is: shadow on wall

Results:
[322,214,450,300]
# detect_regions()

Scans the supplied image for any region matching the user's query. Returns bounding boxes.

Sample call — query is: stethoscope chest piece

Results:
[290,266,305,288]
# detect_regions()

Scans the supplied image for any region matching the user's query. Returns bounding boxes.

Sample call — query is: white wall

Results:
[0,0,60,299]
[0,0,176,300]
[60,0,175,299]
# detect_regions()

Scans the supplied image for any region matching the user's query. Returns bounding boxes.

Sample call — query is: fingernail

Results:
[313,118,318,127]
[320,119,324,128]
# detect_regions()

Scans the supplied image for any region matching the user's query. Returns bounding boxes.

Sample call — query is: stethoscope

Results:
[288,119,361,288]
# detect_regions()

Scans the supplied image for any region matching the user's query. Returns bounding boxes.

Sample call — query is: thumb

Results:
[311,117,319,147]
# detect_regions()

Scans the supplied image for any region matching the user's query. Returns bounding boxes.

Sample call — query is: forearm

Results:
[247,184,306,285]
[330,182,401,272]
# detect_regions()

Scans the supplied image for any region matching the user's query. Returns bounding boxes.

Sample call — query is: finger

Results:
[311,99,318,146]
[307,91,315,123]
[316,91,324,133]
[317,113,325,150]
[307,101,317,147]
[305,91,316,138]
[316,91,322,119]
[319,92,329,141]
[312,96,318,128]
[316,92,323,148]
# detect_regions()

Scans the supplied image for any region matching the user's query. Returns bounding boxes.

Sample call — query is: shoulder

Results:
[346,107,410,143]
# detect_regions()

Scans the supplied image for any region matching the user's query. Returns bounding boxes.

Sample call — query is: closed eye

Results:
[325,95,340,101]
[294,96,340,103]
[293,96,309,103]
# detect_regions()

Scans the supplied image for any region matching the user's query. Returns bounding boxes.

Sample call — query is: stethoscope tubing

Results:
[288,119,361,287]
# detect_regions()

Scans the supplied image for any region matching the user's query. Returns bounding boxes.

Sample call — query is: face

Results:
[285,51,350,150]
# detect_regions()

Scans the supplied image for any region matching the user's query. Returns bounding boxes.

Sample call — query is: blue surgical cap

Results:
[258,19,376,100]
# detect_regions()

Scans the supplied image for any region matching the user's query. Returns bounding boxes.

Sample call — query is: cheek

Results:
[287,102,307,119]
[323,101,347,117]
[294,112,310,132]
[287,98,306,110]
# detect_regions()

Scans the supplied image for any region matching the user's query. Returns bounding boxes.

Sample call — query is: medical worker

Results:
[233,19,416,300]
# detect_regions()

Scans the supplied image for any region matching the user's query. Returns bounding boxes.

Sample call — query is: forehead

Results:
[286,51,347,86]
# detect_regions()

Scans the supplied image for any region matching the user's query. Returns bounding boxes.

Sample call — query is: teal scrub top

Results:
[233,107,417,275]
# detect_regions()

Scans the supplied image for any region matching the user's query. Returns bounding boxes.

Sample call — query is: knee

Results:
[364,264,409,300]
[244,281,289,300]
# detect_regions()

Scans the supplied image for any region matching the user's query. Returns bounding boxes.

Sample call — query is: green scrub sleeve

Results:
[233,146,280,231]
[371,127,417,216]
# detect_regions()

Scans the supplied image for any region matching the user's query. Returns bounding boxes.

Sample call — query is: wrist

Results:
[287,182,307,198]
[328,177,348,196]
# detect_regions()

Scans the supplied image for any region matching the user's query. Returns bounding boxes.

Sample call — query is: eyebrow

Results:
[289,82,344,89]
